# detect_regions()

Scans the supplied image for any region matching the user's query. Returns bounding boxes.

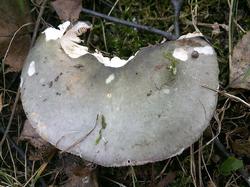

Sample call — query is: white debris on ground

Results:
[105,74,115,84]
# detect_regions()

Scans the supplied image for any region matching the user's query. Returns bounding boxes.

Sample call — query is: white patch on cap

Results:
[105,74,115,84]
[107,93,112,98]
[28,61,36,76]
[193,46,214,55]
[20,77,23,88]
[42,21,70,41]
[178,32,203,39]
[163,89,170,94]
[173,48,188,61]
[39,78,45,84]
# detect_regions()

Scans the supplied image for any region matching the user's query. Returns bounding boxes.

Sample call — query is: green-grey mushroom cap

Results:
[21,32,218,167]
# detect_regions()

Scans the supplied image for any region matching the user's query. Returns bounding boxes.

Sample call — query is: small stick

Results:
[59,114,99,153]
[81,8,177,40]
[30,0,49,47]
[202,85,250,108]
[171,0,184,37]
[0,88,20,150]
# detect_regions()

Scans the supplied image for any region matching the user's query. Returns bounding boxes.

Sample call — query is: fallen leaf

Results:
[231,139,250,158]
[207,180,217,187]
[51,0,82,22]
[229,31,250,89]
[0,0,32,72]
[157,171,176,187]
[61,174,98,187]
[4,35,31,72]
[19,120,48,148]
[247,0,250,9]
[19,120,56,161]
[227,127,250,157]
[58,154,98,187]
[219,156,244,176]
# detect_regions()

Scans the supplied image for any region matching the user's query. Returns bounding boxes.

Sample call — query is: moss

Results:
[163,51,180,75]
[95,115,107,145]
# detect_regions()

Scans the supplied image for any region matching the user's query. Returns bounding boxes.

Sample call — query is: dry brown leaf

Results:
[19,120,48,149]
[229,31,250,89]
[227,127,250,157]
[51,0,82,22]
[207,180,217,187]
[0,0,32,72]
[231,139,250,157]
[157,171,176,187]
[4,35,31,72]
[19,120,56,160]
[62,174,98,187]
[58,154,98,187]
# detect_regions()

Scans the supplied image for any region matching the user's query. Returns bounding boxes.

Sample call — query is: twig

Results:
[154,159,172,180]
[0,127,47,186]
[228,0,238,71]
[0,88,20,151]
[58,114,99,153]
[107,0,119,16]
[30,0,48,47]
[214,138,231,158]
[2,22,33,98]
[101,176,127,187]
[201,148,216,187]
[198,138,203,187]
[0,127,26,159]
[184,19,229,31]
[6,138,17,179]
[22,151,55,187]
[3,23,33,62]
[202,85,250,108]
[81,8,177,40]
[190,145,198,187]
[171,0,184,37]
[190,0,201,33]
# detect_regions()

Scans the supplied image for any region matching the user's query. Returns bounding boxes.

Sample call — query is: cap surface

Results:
[21,35,218,167]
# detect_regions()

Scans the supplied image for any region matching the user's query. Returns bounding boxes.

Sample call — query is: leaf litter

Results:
[230,31,250,89]
[1,0,250,186]
[51,0,82,22]
[0,0,32,72]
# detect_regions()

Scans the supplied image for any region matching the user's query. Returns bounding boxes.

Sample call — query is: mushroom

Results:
[20,22,219,167]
